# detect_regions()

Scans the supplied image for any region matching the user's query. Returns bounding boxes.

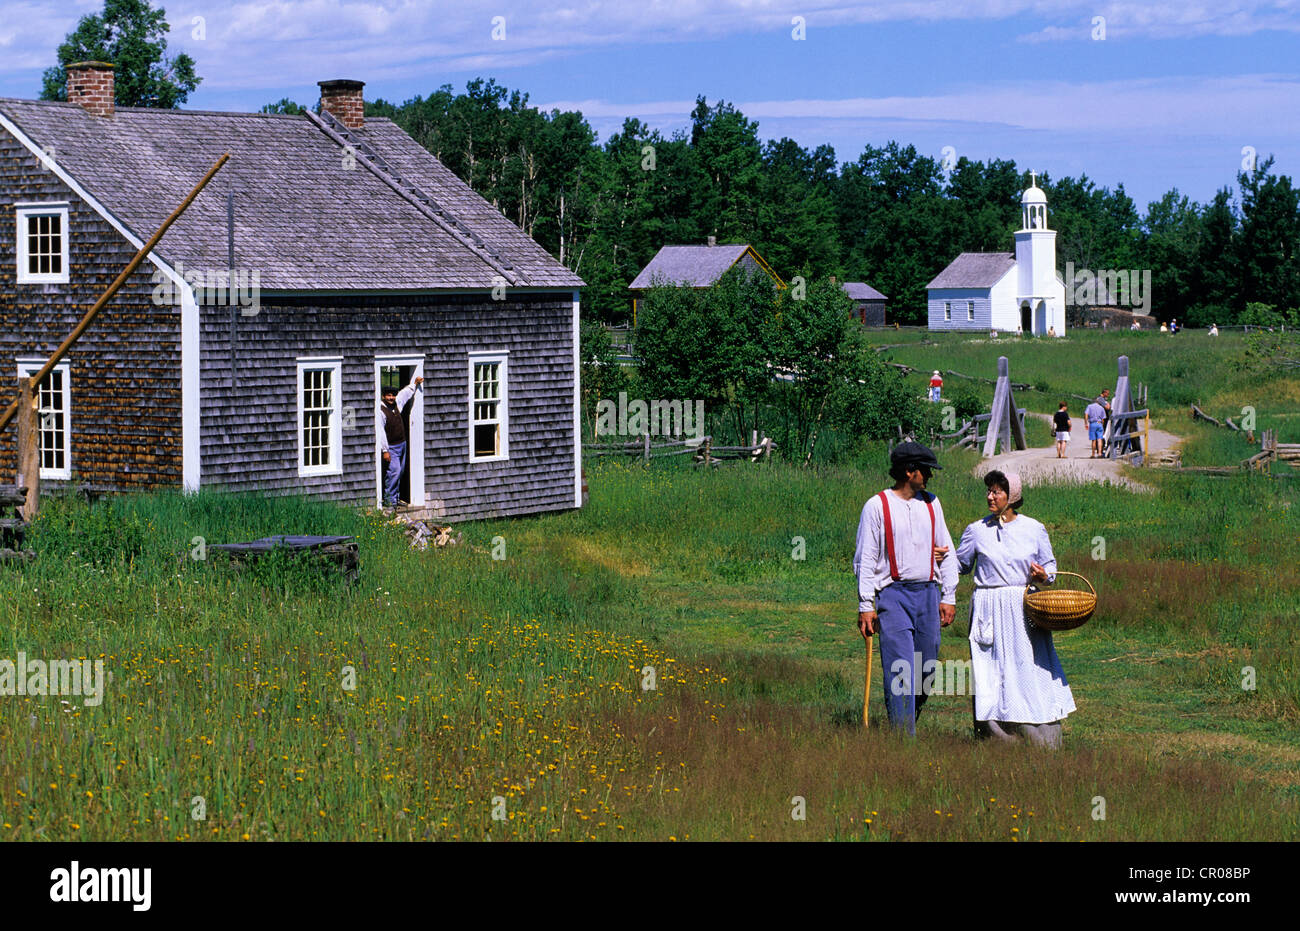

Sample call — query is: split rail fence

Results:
[583,434,775,466]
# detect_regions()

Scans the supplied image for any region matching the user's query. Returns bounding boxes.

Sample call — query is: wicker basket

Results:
[1024,571,1096,631]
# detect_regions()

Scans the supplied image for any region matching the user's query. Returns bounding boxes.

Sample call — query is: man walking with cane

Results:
[854,442,958,734]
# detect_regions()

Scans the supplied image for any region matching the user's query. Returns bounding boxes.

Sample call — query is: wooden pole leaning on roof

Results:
[0,153,231,436]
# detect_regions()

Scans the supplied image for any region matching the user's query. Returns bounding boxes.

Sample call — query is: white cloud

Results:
[545,73,1300,139]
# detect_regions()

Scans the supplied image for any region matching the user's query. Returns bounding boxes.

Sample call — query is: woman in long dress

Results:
[956,470,1076,747]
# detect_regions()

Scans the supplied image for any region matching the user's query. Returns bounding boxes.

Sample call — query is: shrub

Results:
[28,494,148,566]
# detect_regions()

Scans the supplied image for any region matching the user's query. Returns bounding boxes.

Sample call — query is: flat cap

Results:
[890,441,942,470]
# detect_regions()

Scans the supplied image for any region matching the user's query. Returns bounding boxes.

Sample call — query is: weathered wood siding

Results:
[199,293,576,521]
[0,125,183,488]
[853,300,887,326]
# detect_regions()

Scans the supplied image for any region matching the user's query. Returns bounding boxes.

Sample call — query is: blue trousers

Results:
[384,440,406,506]
[876,581,941,735]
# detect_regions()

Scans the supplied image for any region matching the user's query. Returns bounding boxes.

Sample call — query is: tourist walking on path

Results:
[929,371,943,403]
[1085,397,1107,458]
[854,442,958,735]
[956,470,1076,748]
[1053,403,1071,459]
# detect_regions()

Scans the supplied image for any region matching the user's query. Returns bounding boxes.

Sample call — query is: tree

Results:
[1189,189,1239,323]
[690,97,763,244]
[765,274,854,459]
[579,319,629,440]
[259,99,307,116]
[756,138,840,278]
[1236,156,1300,313]
[1142,189,1201,320]
[835,142,948,323]
[41,0,200,108]
[635,267,775,441]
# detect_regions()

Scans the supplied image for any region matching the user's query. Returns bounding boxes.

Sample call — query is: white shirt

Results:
[376,380,421,453]
[853,488,958,612]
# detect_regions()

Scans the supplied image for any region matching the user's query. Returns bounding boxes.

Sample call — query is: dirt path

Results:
[974,413,1183,492]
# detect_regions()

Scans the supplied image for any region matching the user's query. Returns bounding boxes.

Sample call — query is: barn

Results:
[0,65,584,521]
[627,238,783,323]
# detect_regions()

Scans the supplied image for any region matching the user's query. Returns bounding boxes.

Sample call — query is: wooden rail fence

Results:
[582,434,775,465]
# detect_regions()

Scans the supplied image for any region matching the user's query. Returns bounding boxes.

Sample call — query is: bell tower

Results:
[1014,173,1060,332]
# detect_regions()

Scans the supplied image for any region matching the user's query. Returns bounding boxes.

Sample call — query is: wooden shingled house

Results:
[0,66,584,520]
[840,281,888,325]
[627,237,783,324]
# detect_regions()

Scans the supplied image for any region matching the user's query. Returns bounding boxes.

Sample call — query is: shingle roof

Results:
[0,98,583,291]
[628,244,751,290]
[842,281,887,301]
[926,252,1015,290]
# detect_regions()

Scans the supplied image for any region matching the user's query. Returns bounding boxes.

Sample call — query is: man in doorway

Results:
[377,375,423,507]
[854,441,958,735]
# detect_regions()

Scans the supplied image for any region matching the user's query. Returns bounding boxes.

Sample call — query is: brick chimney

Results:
[318,79,365,129]
[66,61,116,118]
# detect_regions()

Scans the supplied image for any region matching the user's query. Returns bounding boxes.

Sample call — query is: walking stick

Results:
[862,633,873,727]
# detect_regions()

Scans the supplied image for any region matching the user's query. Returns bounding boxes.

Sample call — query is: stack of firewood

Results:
[400,518,463,550]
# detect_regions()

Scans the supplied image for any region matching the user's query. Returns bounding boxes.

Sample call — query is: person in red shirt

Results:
[928,371,943,403]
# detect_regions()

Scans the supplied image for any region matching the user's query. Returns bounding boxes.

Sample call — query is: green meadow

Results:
[1,331,1297,841]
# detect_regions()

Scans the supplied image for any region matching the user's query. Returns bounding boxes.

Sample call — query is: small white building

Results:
[927,176,1066,336]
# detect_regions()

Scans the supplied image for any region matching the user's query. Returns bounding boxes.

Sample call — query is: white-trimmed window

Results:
[967,301,975,321]
[16,359,72,480]
[296,358,343,476]
[468,351,509,461]
[16,204,70,284]
[943,302,951,322]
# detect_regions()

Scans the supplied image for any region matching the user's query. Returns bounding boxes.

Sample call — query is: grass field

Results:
[876,328,1297,470]
[2,331,1296,842]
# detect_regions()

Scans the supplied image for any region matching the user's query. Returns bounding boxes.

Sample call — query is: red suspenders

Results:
[877,490,936,582]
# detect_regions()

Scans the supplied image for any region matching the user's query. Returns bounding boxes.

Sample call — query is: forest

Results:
[358,78,1300,327]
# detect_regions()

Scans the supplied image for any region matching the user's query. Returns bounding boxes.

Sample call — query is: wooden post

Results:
[643,432,650,463]
[15,377,39,521]
[1108,355,1133,459]
[983,356,1025,457]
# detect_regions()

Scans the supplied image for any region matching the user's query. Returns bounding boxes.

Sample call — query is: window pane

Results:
[474,423,498,457]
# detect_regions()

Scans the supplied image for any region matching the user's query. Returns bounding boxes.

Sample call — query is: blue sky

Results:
[2,0,1298,210]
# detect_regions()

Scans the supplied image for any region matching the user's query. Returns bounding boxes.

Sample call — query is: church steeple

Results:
[1021,172,1048,230]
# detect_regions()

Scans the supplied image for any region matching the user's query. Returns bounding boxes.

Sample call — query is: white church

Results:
[927,175,1066,336]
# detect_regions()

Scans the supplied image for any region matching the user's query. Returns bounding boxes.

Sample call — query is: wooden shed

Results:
[841,281,888,326]
[0,69,584,521]
[627,238,783,324]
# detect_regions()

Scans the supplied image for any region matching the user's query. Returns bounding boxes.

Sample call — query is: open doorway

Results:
[374,356,424,508]
[1020,302,1032,334]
